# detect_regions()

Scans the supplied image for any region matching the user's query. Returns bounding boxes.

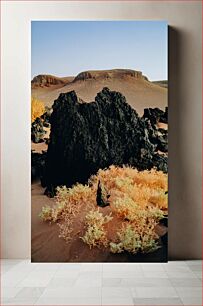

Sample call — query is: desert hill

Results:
[31,69,167,115]
[31,74,74,88]
[152,80,168,88]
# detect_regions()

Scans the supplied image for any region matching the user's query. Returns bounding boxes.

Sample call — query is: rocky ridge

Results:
[31,75,73,88]
[73,69,148,82]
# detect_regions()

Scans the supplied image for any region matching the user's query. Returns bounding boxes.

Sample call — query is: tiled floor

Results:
[1,260,202,305]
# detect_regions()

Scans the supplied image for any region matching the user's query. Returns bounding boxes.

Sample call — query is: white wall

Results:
[1,1,202,259]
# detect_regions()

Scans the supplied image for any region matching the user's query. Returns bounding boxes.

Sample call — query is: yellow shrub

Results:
[110,222,159,254]
[81,224,108,248]
[112,195,164,223]
[40,166,168,255]
[110,224,141,254]
[84,209,113,227]
[149,192,168,210]
[31,96,45,123]
[81,209,113,248]
[39,206,54,222]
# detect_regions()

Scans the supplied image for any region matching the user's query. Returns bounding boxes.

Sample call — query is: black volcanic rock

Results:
[31,108,52,143]
[31,118,45,143]
[142,107,168,153]
[142,119,168,153]
[143,107,168,125]
[31,151,46,183]
[43,88,167,194]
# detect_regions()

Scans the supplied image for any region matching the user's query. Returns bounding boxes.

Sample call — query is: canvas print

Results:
[31,21,168,262]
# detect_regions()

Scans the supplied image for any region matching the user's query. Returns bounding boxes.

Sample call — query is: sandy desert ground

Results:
[31,181,167,263]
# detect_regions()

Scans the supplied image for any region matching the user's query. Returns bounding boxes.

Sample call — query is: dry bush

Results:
[40,183,95,241]
[81,209,113,248]
[89,166,167,211]
[39,206,53,222]
[111,196,164,222]
[110,221,159,254]
[31,96,45,123]
[40,166,168,254]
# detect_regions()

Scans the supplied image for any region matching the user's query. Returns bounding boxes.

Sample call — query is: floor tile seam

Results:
[33,265,60,304]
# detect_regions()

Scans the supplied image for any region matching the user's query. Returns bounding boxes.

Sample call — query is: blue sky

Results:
[31,21,167,81]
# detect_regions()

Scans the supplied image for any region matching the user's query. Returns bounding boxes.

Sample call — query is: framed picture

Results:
[31,20,168,262]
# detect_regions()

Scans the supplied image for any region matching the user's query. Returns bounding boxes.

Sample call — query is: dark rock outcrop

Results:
[143,107,168,125]
[31,151,47,183]
[142,107,168,153]
[41,107,52,126]
[31,109,51,143]
[142,119,168,153]
[31,118,45,143]
[42,87,167,194]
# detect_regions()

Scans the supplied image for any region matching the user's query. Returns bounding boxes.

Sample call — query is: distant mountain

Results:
[152,80,168,88]
[31,69,167,115]
[31,74,74,88]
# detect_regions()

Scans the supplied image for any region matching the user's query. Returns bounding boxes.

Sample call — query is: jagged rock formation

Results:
[143,107,168,125]
[42,87,167,194]
[41,107,52,126]
[31,108,51,143]
[31,118,45,143]
[145,121,168,153]
[142,108,168,153]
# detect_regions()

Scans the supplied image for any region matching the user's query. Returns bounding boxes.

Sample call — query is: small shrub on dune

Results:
[81,209,113,248]
[40,183,95,241]
[39,206,54,222]
[110,221,159,254]
[110,224,142,254]
[58,217,73,242]
[55,184,94,210]
[84,209,113,227]
[111,196,164,222]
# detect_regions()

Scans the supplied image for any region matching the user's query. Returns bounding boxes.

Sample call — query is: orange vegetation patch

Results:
[31,97,45,123]
[39,166,168,256]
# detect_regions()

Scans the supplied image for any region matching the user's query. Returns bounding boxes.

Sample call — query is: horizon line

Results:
[31,68,168,82]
